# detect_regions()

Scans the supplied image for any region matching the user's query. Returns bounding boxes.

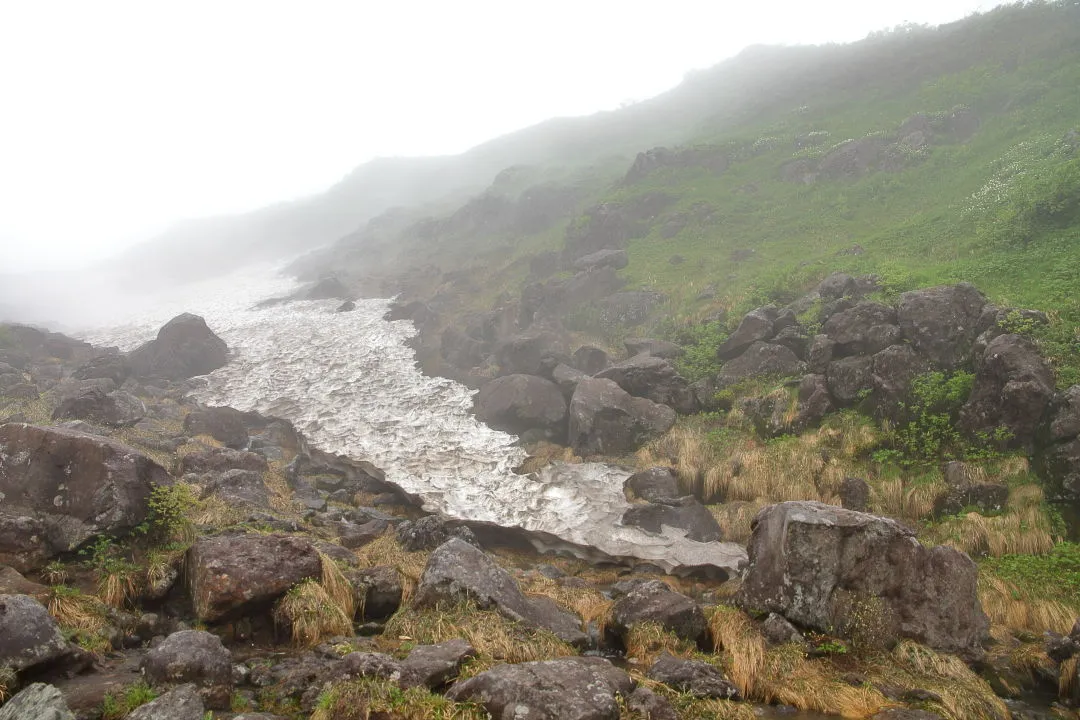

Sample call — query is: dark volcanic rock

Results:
[179,447,268,474]
[72,352,130,385]
[495,332,568,377]
[51,387,145,427]
[415,538,587,645]
[1050,385,1080,442]
[187,533,321,622]
[348,566,403,620]
[475,374,567,436]
[0,423,170,571]
[896,284,987,369]
[871,344,929,413]
[127,313,228,381]
[718,341,805,388]
[572,345,610,375]
[399,638,476,689]
[823,301,901,356]
[959,333,1055,450]
[736,501,988,657]
[839,477,871,512]
[200,469,271,510]
[142,630,233,709]
[552,363,589,400]
[717,306,777,360]
[395,515,477,552]
[447,656,632,720]
[624,467,680,502]
[183,407,250,449]
[126,684,204,720]
[568,378,675,456]
[595,354,698,414]
[827,355,874,406]
[795,373,834,429]
[0,594,72,672]
[572,248,629,272]
[610,579,707,644]
[622,496,723,542]
[626,687,679,720]
[647,652,739,699]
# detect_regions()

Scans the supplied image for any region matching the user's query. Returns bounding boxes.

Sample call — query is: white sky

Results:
[0,0,1002,272]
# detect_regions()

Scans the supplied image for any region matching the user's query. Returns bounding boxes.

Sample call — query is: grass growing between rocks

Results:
[355,534,431,603]
[518,574,613,636]
[310,676,486,720]
[0,665,16,703]
[275,553,357,647]
[99,681,158,720]
[381,601,576,673]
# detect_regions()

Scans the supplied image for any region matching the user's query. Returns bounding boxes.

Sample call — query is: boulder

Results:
[347,566,403,620]
[896,284,987,369]
[572,346,610,375]
[624,467,680,502]
[827,355,874,406]
[760,612,805,645]
[610,580,707,644]
[414,538,587,645]
[475,374,568,436]
[839,477,871,512]
[447,656,632,720]
[933,462,1009,516]
[187,533,322,622]
[736,502,988,657]
[0,683,74,720]
[200,469,271,510]
[717,306,777,360]
[624,338,684,359]
[807,335,836,375]
[142,630,233,709]
[50,387,145,427]
[398,639,476,689]
[0,566,47,597]
[817,272,858,300]
[179,447,268,474]
[1050,385,1080,442]
[795,373,834,429]
[125,684,204,720]
[647,652,739,699]
[595,355,698,414]
[871,344,929,414]
[552,363,589,400]
[625,687,679,720]
[1040,437,1080,504]
[717,342,805,388]
[621,496,723,542]
[0,424,170,571]
[823,301,901,356]
[127,313,229,381]
[959,334,1055,450]
[72,352,130,385]
[572,249,629,272]
[183,407,250,449]
[0,594,71,672]
[495,332,567,377]
[395,515,477,552]
[568,378,675,456]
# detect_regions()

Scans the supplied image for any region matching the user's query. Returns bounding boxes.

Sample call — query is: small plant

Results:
[813,638,850,656]
[79,536,140,607]
[42,560,68,585]
[100,681,158,720]
[146,483,197,543]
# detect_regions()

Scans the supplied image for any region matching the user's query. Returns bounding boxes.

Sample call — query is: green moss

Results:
[982,542,1080,606]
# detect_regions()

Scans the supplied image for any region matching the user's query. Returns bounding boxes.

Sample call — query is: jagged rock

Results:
[395,515,477,552]
[624,338,684,359]
[142,630,233,709]
[200,469,270,510]
[622,496,723,542]
[552,363,589,400]
[0,566,46,597]
[595,355,698,414]
[573,345,610,375]
[610,579,707,643]
[447,656,633,720]
[572,249,629,272]
[126,684,204,720]
[718,342,805,388]
[823,301,901,356]
[72,352,130,385]
[647,652,739,699]
[183,407,250,449]
[336,300,356,312]
[305,276,350,300]
[796,373,834,429]
[0,424,170,571]
[0,594,72,672]
[760,612,805,645]
[827,355,874,406]
[896,284,987,369]
[624,467,680,502]
[807,334,836,375]
[415,538,587,645]
[50,387,145,426]
[187,533,321,622]
[717,306,777,360]
[475,374,568,436]
[495,332,568,377]
[568,378,675,456]
[347,566,403,620]
[772,325,811,359]
[736,502,988,658]
[960,333,1055,450]
[626,687,679,720]
[179,447,268,474]
[839,477,871,512]
[818,272,858,300]
[871,344,929,414]
[398,639,476,689]
[1050,385,1080,441]
[127,313,228,381]
[0,683,74,720]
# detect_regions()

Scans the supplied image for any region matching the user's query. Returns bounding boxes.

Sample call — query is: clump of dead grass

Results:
[519,574,612,635]
[623,621,696,666]
[274,553,356,647]
[928,485,1059,558]
[707,500,767,544]
[355,533,430,603]
[978,573,1076,634]
[310,676,486,720]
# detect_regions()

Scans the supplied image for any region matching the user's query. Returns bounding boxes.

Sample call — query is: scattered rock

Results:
[610,580,707,644]
[624,467,680,502]
[896,284,987,369]
[476,374,568,436]
[839,477,870,512]
[348,566,403,620]
[827,355,874,406]
[823,301,901,356]
[568,378,675,456]
[717,306,777,360]
[395,515,477,552]
[625,687,679,720]
[0,683,74,720]
[50,387,145,427]
[622,496,723,542]
[647,652,740,699]
[127,313,229,381]
[0,594,72,673]
[595,355,698,414]
[572,346,610,375]
[760,612,805,645]
[552,363,589,400]
[183,407,250,449]
[126,683,204,720]
[179,447,268,475]
[447,656,633,720]
[398,638,476,689]
[142,630,233,709]
[718,342,805,388]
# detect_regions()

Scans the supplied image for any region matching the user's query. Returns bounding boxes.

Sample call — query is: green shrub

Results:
[982,542,1080,606]
[146,483,197,542]
[673,320,729,383]
[880,370,974,465]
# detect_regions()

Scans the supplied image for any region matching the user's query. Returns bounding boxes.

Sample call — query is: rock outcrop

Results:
[475,374,567,437]
[0,594,73,673]
[610,579,707,644]
[142,630,234,708]
[595,354,698,414]
[127,313,228,380]
[568,378,675,455]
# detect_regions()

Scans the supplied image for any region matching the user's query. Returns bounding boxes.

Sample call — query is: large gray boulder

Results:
[0,424,170,571]
[494,332,567,377]
[1050,385,1080,442]
[622,496,723,542]
[0,683,74,720]
[647,652,739,699]
[823,301,901,357]
[51,387,145,427]
[897,284,987,369]
[717,342,805,388]
[827,355,875,406]
[0,595,71,673]
[624,467,680,502]
[447,656,633,720]
[187,533,321,622]
[414,538,587,645]
[959,334,1055,451]
[736,502,988,658]
[595,355,698,414]
[716,306,777,360]
[568,378,675,456]
[183,407,250,449]
[610,580,707,644]
[398,639,476,689]
[127,313,228,381]
[142,630,233,709]
[475,374,567,436]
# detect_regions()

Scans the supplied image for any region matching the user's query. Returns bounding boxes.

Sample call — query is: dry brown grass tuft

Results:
[978,574,1076,634]
[518,441,582,474]
[639,423,713,496]
[870,476,943,523]
[703,433,844,505]
[355,533,430,603]
[708,605,766,698]
[275,578,353,647]
[265,462,304,516]
[623,621,696,666]
[0,665,16,703]
[707,500,767,544]
[879,640,1010,720]
[47,586,107,632]
[519,574,611,635]
[1060,656,1078,702]
[757,643,887,718]
[931,487,1059,558]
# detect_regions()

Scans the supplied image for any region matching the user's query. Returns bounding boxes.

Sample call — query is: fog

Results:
[1,0,1002,328]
